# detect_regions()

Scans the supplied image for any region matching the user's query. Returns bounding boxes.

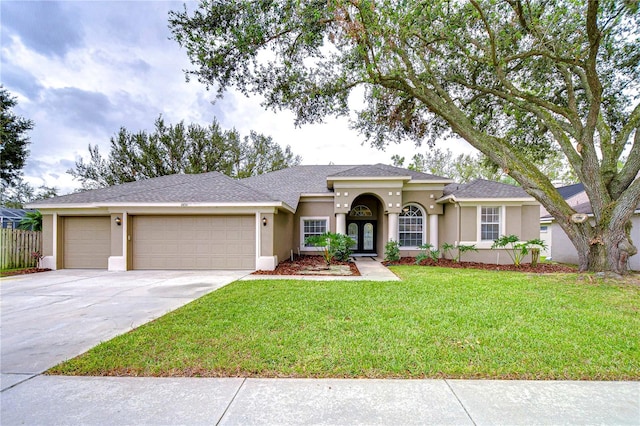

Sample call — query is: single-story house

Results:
[29,164,540,271]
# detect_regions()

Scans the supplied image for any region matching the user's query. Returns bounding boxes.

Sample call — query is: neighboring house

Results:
[28,164,540,271]
[0,207,34,229]
[541,193,640,271]
[539,183,585,257]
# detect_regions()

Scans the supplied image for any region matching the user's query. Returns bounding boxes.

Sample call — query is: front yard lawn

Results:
[48,267,640,380]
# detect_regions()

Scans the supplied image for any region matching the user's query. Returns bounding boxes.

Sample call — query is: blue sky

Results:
[1,0,472,194]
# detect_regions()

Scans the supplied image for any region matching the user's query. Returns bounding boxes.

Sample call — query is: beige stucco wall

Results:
[110,213,123,256]
[402,190,444,215]
[439,204,459,252]
[273,211,294,262]
[260,212,275,257]
[333,185,403,215]
[521,205,540,240]
[460,206,477,242]
[505,206,521,236]
[42,214,54,256]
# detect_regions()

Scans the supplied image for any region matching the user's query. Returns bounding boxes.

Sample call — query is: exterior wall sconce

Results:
[115,216,122,226]
[262,217,267,226]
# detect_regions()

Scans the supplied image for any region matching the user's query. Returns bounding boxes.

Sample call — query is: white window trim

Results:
[398,203,427,249]
[475,205,506,248]
[300,216,330,251]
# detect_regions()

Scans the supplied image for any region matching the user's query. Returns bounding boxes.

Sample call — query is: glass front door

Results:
[347,220,377,254]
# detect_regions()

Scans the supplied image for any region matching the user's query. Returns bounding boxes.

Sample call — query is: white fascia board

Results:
[435,195,456,204]
[300,193,334,198]
[31,201,293,214]
[455,198,537,206]
[408,179,454,185]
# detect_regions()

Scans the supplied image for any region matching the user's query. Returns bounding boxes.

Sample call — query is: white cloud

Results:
[1,0,476,195]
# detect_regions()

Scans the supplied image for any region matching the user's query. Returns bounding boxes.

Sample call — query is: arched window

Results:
[350,205,372,217]
[398,204,425,247]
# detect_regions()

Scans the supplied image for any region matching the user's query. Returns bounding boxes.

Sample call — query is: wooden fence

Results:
[0,228,42,270]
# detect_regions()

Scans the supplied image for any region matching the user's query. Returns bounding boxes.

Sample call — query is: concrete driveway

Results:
[0,269,249,391]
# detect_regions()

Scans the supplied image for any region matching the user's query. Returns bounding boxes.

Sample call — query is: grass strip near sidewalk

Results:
[49,267,640,380]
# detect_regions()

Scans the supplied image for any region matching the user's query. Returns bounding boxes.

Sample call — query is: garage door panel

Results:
[133,215,255,270]
[64,217,110,269]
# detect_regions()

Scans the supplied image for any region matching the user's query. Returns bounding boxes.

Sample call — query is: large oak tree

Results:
[170,0,640,273]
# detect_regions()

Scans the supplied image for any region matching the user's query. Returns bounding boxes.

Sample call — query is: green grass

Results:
[48,267,640,380]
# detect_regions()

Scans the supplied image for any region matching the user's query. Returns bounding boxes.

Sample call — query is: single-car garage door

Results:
[64,217,111,269]
[132,215,255,270]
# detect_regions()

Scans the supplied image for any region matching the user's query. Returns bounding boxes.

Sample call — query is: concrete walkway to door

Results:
[0,269,250,391]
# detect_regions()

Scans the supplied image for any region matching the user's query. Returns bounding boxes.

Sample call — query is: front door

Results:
[347,220,377,254]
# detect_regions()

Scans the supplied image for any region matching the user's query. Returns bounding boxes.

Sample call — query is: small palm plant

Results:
[19,211,43,231]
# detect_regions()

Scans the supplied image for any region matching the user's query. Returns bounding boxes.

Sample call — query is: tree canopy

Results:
[170,0,640,273]
[1,86,33,187]
[393,148,577,185]
[68,116,302,189]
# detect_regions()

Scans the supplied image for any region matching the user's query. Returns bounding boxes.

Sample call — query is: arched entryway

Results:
[347,194,383,255]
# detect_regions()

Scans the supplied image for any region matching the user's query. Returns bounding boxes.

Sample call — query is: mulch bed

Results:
[253,255,360,276]
[1,268,51,277]
[384,257,578,273]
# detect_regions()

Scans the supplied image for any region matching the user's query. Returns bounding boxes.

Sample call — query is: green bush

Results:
[384,240,400,262]
[491,235,547,267]
[305,232,356,266]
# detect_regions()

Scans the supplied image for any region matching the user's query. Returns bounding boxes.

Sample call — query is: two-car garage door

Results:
[62,215,255,270]
[132,215,255,270]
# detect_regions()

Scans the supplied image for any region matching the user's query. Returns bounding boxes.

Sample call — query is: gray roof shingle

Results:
[31,172,278,206]
[442,179,531,199]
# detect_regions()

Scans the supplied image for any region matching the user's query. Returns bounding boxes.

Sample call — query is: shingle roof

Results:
[240,165,355,209]
[328,164,449,181]
[442,179,531,199]
[556,183,584,200]
[30,172,278,206]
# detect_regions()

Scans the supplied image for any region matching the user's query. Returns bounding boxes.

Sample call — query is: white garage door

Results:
[64,217,111,269]
[132,215,255,270]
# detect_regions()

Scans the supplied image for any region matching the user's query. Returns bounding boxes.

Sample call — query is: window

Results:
[481,207,501,241]
[350,205,372,217]
[540,226,548,233]
[399,204,424,247]
[301,217,329,248]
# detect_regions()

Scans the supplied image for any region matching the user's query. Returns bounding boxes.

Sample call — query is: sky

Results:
[1,0,475,195]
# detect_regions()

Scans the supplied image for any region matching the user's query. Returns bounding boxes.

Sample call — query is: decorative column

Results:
[429,214,439,247]
[388,212,398,243]
[336,213,346,235]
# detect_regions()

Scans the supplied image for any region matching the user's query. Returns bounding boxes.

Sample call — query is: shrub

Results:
[491,235,547,267]
[441,242,477,262]
[416,243,439,264]
[305,232,356,267]
[384,240,400,262]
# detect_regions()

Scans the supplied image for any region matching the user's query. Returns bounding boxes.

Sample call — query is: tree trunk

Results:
[565,219,637,274]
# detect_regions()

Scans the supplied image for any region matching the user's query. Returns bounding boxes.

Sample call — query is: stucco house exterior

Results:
[29,164,540,271]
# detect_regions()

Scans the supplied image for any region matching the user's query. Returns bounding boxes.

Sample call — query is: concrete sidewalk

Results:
[2,376,638,425]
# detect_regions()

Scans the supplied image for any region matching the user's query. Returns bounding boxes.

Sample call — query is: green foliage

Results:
[384,240,400,262]
[416,243,439,264]
[1,178,58,208]
[0,87,34,186]
[49,268,640,379]
[442,242,478,262]
[305,232,355,266]
[68,115,302,189]
[492,235,548,267]
[18,210,42,231]
[169,0,640,272]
